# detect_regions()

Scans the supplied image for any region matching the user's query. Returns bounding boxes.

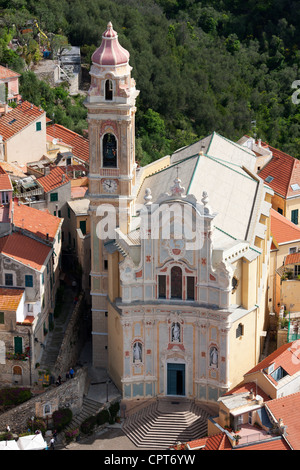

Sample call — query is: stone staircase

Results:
[122,398,212,449]
[65,397,104,431]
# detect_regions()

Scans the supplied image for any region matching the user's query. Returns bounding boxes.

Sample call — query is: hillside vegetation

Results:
[1,0,300,164]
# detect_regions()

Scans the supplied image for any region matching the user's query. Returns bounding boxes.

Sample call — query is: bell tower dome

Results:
[85,22,139,368]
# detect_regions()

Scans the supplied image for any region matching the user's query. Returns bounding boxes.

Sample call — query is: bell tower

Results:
[85,22,139,367]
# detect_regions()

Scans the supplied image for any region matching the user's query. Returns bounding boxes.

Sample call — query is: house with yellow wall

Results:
[269,208,300,316]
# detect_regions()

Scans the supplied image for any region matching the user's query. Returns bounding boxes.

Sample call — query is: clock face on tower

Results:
[102,179,118,194]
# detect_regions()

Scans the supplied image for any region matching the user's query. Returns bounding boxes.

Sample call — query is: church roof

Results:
[135,132,267,243]
[91,22,130,66]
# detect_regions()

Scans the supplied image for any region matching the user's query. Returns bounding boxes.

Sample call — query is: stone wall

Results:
[0,367,89,433]
[53,292,87,377]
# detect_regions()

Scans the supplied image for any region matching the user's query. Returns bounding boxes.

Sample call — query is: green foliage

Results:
[52,408,73,432]
[80,415,97,434]
[96,408,110,425]
[26,417,47,434]
[0,432,14,441]
[0,387,32,410]
[109,401,120,419]
[2,0,300,160]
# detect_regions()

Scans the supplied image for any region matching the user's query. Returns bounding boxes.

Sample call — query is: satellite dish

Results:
[52,138,58,145]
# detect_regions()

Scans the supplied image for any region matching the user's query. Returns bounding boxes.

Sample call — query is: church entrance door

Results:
[167,363,185,396]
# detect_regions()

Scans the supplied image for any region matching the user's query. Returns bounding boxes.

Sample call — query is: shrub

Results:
[64,428,79,444]
[109,402,120,419]
[52,408,73,432]
[96,409,109,426]
[26,417,47,435]
[80,416,97,434]
[0,432,14,441]
[0,388,32,411]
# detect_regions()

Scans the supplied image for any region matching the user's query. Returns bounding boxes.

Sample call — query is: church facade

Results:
[85,23,273,406]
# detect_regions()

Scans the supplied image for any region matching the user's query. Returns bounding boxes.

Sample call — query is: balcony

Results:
[229,424,275,446]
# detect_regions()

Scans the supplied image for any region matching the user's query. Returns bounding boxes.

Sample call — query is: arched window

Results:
[103,133,117,168]
[171,266,182,299]
[105,79,113,100]
[13,366,22,375]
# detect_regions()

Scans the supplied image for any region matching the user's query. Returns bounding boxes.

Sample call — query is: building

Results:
[239,136,300,226]
[269,208,300,318]
[0,65,21,114]
[46,123,89,168]
[0,175,63,386]
[206,341,300,449]
[67,198,90,297]
[0,231,55,386]
[86,22,273,409]
[0,101,47,165]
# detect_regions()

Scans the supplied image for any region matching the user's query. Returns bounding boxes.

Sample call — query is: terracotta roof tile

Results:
[285,252,300,265]
[13,203,61,242]
[46,124,89,163]
[0,287,24,311]
[224,381,271,402]
[187,432,232,450]
[258,142,298,198]
[37,166,71,193]
[0,65,21,80]
[0,173,12,191]
[245,341,300,384]
[0,232,51,271]
[0,101,44,141]
[271,208,300,244]
[266,392,300,450]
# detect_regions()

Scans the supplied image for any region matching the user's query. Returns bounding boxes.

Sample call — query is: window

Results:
[265,175,274,183]
[295,265,300,277]
[232,276,238,292]
[171,266,182,299]
[14,336,22,354]
[50,192,58,202]
[25,275,33,288]
[158,275,166,299]
[292,209,299,225]
[13,366,22,375]
[5,273,13,286]
[68,207,71,218]
[80,220,86,235]
[271,366,288,382]
[236,323,244,338]
[36,121,42,131]
[289,247,297,254]
[58,210,61,218]
[278,208,283,215]
[105,79,113,100]
[104,260,108,270]
[103,133,117,168]
[186,277,195,300]
[27,304,33,313]
[0,312,4,324]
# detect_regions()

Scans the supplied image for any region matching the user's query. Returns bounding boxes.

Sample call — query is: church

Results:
[85,22,273,407]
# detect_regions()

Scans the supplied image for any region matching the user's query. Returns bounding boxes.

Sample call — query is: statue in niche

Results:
[209,346,218,368]
[133,342,142,363]
[171,322,181,343]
